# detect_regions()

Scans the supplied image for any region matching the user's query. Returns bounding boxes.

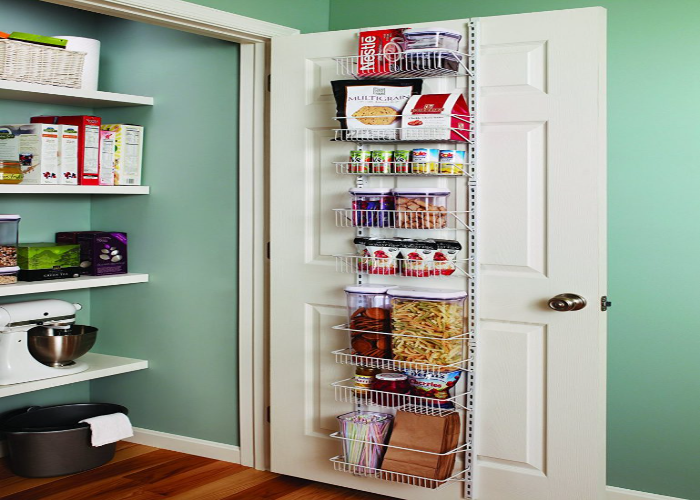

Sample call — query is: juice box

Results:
[101,124,143,186]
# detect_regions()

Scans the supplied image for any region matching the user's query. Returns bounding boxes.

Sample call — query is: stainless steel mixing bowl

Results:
[28,325,98,367]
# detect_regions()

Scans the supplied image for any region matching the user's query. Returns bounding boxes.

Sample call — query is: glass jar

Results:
[404,29,463,51]
[0,266,18,285]
[388,287,467,367]
[0,215,20,268]
[371,373,411,407]
[349,188,394,227]
[392,188,451,229]
[0,161,23,184]
[354,366,381,396]
[345,284,393,359]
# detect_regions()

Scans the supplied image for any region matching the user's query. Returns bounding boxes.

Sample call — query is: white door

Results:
[269,7,606,500]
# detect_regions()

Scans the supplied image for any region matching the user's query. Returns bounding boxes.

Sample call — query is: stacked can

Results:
[439,150,467,174]
[371,150,393,174]
[349,150,371,174]
[393,150,410,173]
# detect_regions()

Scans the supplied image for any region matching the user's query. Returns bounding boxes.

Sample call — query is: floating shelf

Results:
[0,353,148,398]
[0,185,150,195]
[0,273,149,297]
[0,80,154,107]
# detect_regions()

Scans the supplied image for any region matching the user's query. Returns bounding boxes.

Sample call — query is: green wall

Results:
[329,2,698,499]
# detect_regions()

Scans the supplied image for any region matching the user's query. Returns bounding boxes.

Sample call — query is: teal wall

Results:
[328,2,698,499]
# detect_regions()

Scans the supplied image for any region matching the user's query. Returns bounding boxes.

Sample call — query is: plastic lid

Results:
[392,188,451,196]
[345,284,396,294]
[349,188,393,195]
[404,49,463,59]
[405,29,463,39]
[388,286,467,300]
[0,215,20,221]
[0,266,19,274]
[376,373,408,381]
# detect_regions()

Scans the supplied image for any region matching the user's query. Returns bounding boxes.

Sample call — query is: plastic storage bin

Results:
[392,188,450,229]
[404,29,462,51]
[0,265,18,284]
[346,284,393,358]
[404,50,463,73]
[0,215,20,268]
[349,188,394,227]
[388,287,467,367]
[0,403,128,477]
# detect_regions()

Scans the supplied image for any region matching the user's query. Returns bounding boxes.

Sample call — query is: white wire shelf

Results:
[332,378,471,416]
[330,431,470,457]
[335,161,473,177]
[333,348,471,376]
[330,455,471,489]
[334,50,472,79]
[333,208,472,230]
[333,128,471,143]
[334,254,472,278]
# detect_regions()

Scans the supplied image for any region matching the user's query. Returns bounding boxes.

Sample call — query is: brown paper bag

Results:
[381,411,460,481]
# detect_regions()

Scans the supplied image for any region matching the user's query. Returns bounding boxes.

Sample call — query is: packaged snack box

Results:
[101,124,144,186]
[357,28,406,76]
[17,242,80,281]
[401,92,470,141]
[59,125,79,185]
[0,124,59,185]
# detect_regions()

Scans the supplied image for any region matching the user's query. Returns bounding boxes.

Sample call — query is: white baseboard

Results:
[125,427,241,464]
[607,486,687,500]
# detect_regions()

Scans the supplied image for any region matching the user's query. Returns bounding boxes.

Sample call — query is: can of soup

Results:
[350,150,371,173]
[371,150,393,174]
[393,150,410,173]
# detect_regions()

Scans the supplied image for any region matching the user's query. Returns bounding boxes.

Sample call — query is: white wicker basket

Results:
[0,39,85,88]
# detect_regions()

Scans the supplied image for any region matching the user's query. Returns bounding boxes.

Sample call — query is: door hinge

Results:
[601,296,612,311]
[266,241,270,259]
[266,405,271,423]
[267,74,271,92]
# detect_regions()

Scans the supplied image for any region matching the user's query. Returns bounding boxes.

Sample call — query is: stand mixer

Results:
[0,299,89,386]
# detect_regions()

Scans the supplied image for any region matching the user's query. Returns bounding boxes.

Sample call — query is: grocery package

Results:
[411,148,439,174]
[399,239,436,277]
[349,187,394,227]
[99,129,116,186]
[393,188,450,229]
[337,411,393,470]
[56,231,127,276]
[382,410,460,482]
[345,284,393,358]
[404,28,462,51]
[439,149,466,175]
[0,124,59,184]
[332,79,423,140]
[433,239,462,276]
[389,287,467,367]
[400,92,470,141]
[357,28,406,76]
[404,368,462,409]
[366,239,400,275]
[101,124,144,186]
[17,243,80,281]
[58,125,79,185]
[354,236,370,272]
[371,373,411,406]
[31,116,101,185]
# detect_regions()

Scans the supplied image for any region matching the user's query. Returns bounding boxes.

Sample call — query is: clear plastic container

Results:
[0,266,18,285]
[0,215,20,268]
[404,49,463,72]
[404,29,462,51]
[392,188,450,229]
[388,287,467,367]
[345,284,393,358]
[349,187,394,227]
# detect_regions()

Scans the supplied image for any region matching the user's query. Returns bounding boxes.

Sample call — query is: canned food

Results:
[349,150,371,174]
[371,150,393,174]
[411,148,439,174]
[393,150,410,173]
[439,150,466,175]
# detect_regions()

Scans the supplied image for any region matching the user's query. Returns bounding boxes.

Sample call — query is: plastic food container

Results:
[404,29,462,51]
[0,215,20,268]
[392,188,450,229]
[388,287,467,367]
[404,49,463,72]
[0,160,23,184]
[0,266,18,285]
[349,187,394,227]
[346,284,393,358]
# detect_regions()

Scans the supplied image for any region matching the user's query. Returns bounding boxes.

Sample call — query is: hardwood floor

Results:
[0,442,396,499]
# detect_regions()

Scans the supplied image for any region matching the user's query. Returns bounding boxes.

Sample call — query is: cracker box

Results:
[59,125,79,185]
[400,92,471,141]
[99,129,116,186]
[101,124,143,186]
[0,124,59,184]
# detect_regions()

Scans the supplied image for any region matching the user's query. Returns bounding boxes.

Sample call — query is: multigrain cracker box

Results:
[58,125,79,185]
[400,92,471,142]
[0,124,59,184]
[101,124,143,186]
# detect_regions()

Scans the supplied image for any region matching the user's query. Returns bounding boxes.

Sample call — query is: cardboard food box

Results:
[17,243,81,281]
[99,129,116,186]
[400,92,470,142]
[101,124,143,186]
[56,231,127,275]
[32,115,101,185]
[0,124,60,184]
[59,125,79,185]
[357,28,406,76]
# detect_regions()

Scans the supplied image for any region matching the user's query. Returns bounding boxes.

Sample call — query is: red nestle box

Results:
[357,28,406,76]
[31,115,101,185]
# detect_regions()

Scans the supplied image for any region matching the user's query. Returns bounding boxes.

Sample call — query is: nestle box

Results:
[17,243,81,281]
[73,232,128,276]
[0,124,59,184]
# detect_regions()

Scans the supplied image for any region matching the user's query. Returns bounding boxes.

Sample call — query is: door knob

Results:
[548,293,587,312]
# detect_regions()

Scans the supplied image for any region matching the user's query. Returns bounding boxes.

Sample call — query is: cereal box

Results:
[59,125,79,185]
[101,124,143,186]
[0,124,59,184]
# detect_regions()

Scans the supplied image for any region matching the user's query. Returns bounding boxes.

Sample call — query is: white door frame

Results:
[41,0,294,469]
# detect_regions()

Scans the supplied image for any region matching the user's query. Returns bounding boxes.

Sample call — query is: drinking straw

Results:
[337,411,393,471]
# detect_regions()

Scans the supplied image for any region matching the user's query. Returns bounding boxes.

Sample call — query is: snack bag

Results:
[366,239,400,275]
[433,239,462,276]
[404,368,462,409]
[400,239,437,277]
[354,237,371,272]
[358,28,406,76]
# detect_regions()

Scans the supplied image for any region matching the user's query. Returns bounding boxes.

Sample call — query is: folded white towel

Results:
[79,412,133,447]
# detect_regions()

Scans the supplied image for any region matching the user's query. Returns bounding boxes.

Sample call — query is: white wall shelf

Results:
[0,273,149,297]
[0,80,154,107]
[0,185,150,195]
[0,353,148,398]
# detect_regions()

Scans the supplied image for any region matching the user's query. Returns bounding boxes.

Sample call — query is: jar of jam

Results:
[354,366,380,397]
[0,161,23,184]
[371,373,411,407]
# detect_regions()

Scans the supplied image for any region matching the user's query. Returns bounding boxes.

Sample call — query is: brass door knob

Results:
[548,293,587,312]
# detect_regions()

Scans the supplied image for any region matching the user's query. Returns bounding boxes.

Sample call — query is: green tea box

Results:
[17,243,81,281]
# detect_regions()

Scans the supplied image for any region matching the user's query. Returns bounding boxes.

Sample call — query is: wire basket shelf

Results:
[330,455,471,489]
[333,208,471,230]
[334,161,473,177]
[334,254,472,278]
[333,348,471,376]
[334,50,472,79]
[330,432,471,457]
[333,127,471,143]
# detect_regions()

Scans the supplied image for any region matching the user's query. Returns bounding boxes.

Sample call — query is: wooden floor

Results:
[0,442,395,500]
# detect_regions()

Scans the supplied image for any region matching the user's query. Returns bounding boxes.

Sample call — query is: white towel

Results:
[79,412,134,447]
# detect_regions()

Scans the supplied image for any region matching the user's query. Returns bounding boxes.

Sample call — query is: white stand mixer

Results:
[0,299,87,386]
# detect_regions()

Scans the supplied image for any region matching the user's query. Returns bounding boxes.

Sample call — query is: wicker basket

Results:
[0,39,85,89]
